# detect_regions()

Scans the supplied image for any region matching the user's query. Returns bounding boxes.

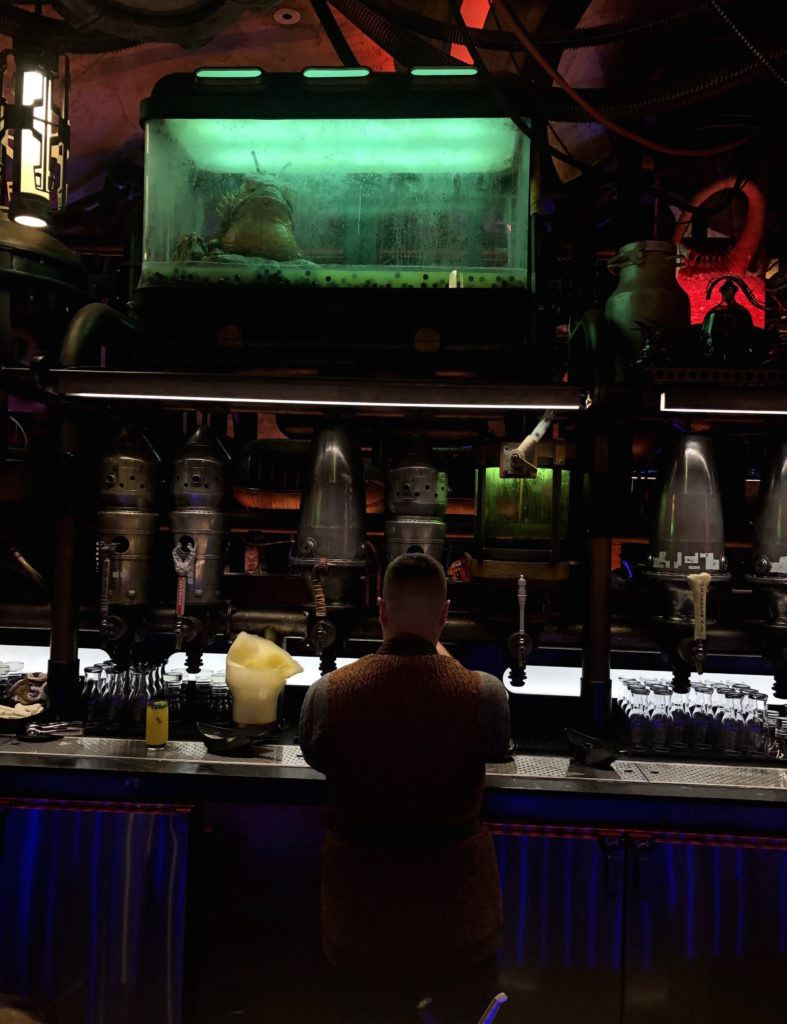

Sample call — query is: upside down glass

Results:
[649,686,671,754]
[690,684,714,750]
[627,685,650,752]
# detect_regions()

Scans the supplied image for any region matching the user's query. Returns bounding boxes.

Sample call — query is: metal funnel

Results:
[649,434,727,579]
[291,425,366,607]
[749,439,787,625]
[752,440,787,579]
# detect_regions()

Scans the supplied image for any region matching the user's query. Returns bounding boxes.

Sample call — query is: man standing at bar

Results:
[299,552,510,1023]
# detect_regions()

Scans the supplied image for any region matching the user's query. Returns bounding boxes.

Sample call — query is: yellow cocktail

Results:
[146,699,169,749]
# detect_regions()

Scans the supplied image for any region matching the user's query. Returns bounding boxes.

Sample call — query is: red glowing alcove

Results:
[673,176,766,328]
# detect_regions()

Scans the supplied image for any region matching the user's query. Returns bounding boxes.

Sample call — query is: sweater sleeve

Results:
[477,672,511,763]
[298,675,331,774]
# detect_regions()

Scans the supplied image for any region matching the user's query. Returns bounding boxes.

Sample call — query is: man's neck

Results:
[381,628,439,646]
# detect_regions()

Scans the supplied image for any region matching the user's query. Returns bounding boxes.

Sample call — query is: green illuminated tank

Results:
[137,67,532,369]
[475,462,572,563]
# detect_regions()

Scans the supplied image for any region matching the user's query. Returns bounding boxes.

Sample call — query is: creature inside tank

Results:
[137,67,532,370]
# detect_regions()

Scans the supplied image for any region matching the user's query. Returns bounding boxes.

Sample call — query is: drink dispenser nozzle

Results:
[679,572,711,676]
[506,575,533,688]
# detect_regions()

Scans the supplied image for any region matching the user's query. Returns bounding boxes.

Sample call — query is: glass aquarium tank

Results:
[137,68,532,370]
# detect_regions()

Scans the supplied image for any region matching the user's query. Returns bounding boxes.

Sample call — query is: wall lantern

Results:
[0,45,69,229]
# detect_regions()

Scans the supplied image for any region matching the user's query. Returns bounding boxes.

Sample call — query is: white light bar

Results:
[660,392,787,417]
[70,391,578,411]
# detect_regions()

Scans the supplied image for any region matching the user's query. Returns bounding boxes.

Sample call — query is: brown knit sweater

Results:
[299,635,510,978]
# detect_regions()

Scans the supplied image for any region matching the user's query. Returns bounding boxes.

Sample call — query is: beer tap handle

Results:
[687,572,711,642]
[506,574,533,688]
[172,543,196,651]
[684,571,711,676]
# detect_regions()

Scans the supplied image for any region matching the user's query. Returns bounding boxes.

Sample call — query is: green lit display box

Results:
[136,68,533,372]
[474,442,574,565]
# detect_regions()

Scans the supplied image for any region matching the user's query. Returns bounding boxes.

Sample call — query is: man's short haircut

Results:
[383,552,447,606]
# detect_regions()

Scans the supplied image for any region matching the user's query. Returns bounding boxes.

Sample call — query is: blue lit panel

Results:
[492,830,623,1019]
[0,804,189,1024]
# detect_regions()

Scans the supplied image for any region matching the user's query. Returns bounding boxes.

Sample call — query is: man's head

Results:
[378,553,449,644]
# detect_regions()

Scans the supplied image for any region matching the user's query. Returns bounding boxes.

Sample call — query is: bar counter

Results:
[3,734,787,805]
[3,737,787,1024]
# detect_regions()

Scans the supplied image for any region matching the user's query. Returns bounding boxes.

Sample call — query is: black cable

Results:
[311,0,360,67]
[329,0,464,67]
[486,0,574,165]
[543,39,787,122]
[358,0,709,52]
[441,0,600,175]
[532,3,711,49]
[710,0,787,90]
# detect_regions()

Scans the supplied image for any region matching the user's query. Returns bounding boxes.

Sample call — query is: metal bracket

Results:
[634,838,653,899]
[599,835,624,897]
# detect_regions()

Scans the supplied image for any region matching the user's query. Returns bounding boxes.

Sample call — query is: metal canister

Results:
[169,509,230,605]
[384,447,448,562]
[384,518,447,561]
[97,510,159,605]
[97,429,159,612]
[99,428,158,510]
[605,240,690,355]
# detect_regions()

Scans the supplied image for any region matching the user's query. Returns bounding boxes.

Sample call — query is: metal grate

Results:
[634,760,787,790]
[4,737,787,791]
[486,755,648,782]
[0,736,310,769]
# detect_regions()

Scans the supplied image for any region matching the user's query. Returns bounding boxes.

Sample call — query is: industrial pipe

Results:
[59,302,138,368]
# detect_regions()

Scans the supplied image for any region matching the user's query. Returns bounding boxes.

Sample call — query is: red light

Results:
[450,0,490,63]
[677,271,766,329]
[674,176,766,329]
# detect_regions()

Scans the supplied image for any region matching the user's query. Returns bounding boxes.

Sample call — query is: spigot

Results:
[506,575,533,688]
[310,618,337,656]
[310,618,338,674]
[678,572,711,676]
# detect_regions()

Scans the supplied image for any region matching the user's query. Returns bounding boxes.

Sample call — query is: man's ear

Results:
[378,597,388,625]
[438,599,450,629]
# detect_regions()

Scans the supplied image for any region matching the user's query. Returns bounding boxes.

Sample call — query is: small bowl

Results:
[197,722,272,756]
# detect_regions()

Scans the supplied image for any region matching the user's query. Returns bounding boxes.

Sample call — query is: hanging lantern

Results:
[0,46,69,229]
